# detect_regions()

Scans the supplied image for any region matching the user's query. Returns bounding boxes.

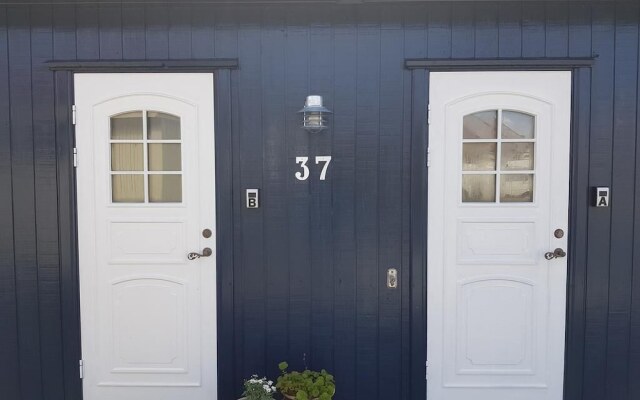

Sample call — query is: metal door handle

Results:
[188,247,212,260]
[545,248,566,260]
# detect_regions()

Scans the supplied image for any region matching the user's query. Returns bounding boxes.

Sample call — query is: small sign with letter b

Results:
[246,189,259,209]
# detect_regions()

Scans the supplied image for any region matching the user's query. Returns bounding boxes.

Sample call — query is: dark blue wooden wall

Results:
[0,2,639,400]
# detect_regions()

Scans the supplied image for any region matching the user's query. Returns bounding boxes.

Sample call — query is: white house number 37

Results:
[295,156,332,181]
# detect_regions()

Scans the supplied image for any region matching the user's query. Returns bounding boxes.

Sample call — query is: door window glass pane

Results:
[463,143,497,171]
[462,175,496,202]
[501,143,534,171]
[111,143,144,171]
[111,112,143,140]
[149,174,182,203]
[500,174,534,202]
[463,111,497,139]
[112,174,144,203]
[148,112,181,140]
[501,111,534,139]
[148,144,182,171]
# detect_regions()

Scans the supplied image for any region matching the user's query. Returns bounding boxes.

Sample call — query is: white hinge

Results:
[79,359,84,379]
[73,147,78,168]
[426,147,431,167]
[425,360,429,380]
[427,103,431,125]
[72,105,77,125]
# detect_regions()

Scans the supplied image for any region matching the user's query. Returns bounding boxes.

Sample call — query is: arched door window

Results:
[462,109,535,203]
[110,111,183,203]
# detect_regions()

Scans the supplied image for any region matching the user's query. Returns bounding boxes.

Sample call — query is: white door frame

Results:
[75,73,217,400]
[426,70,572,400]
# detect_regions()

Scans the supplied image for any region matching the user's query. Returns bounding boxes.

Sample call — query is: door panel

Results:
[75,73,217,400]
[427,71,571,400]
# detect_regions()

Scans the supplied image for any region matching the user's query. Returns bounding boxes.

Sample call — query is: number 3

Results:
[295,157,309,181]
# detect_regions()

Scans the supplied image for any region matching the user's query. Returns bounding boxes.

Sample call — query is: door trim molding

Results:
[47,59,239,72]
[405,57,595,70]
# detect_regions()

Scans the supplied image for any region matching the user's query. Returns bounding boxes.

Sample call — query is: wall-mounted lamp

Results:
[298,95,332,133]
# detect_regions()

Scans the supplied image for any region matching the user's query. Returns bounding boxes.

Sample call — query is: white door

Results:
[427,71,571,400]
[75,73,217,400]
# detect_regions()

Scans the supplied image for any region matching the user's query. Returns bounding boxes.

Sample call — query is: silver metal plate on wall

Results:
[387,268,398,289]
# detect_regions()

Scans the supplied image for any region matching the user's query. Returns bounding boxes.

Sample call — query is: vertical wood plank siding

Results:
[584,7,615,400]
[0,3,639,400]
[0,6,20,400]
[8,7,43,400]
[607,5,639,400]
[332,7,358,398]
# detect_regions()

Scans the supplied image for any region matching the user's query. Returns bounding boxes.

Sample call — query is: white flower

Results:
[263,384,270,391]
[268,380,273,386]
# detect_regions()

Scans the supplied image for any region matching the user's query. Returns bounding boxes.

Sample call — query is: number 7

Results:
[315,156,332,180]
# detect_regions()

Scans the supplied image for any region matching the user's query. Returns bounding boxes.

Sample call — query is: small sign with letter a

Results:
[594,187,609,208]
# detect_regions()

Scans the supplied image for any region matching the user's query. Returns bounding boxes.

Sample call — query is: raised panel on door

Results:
[428,71,571,400]
[75,73,217,400]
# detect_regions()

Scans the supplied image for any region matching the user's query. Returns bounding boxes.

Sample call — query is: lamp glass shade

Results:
[304,112,325,129]
[298,95,331,132]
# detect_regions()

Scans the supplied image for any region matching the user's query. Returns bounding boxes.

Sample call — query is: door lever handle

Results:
[545,248,566,260]
[188,247,212,260]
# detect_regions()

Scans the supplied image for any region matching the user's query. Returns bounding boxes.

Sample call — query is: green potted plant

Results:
[239,375,277,400]
[276,362,336,400]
